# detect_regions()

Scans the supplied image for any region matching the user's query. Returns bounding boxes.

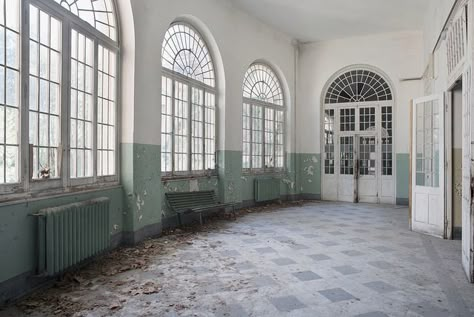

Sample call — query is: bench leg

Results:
[232,206,236,220]
[199,212,203,225]
[177,213,182,227]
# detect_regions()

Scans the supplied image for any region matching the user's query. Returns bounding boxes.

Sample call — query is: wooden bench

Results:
[165,190,236,226]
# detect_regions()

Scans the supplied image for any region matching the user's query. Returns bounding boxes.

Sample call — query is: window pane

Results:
[174,81,189,172]
[97,45,117,176]
[161,76,173,173]
[53,0,117,41]
[71,30,94,179]
[204,92,216,170]
[29,6,62,180]
[251,105,263,169]
[0,0,20,184]
[324,109,335,174]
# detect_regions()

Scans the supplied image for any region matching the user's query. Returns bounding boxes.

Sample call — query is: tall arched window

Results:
[161,23,216,176]
[242,63,285,172]
[0,0,119,195]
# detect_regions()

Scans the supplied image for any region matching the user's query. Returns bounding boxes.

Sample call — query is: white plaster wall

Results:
[297,31,424,155]
[122,0,296,151]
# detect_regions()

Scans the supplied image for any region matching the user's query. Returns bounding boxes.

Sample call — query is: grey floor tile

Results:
[354,312,389,317]
[269,296,306,312]
[272,257,297,266]
[363,281,398,293]
[319,288,356,302]
[220,250,241,257]
[214,303,248,317]
[255,247,277,254]
[371,246,395,253]
[320,241,340,247]
[333,265,361,275]
[292,271,322,281]
[341,250,364,257]
[309,254,331,261]
[252,275,278,288]
[367,261,395,270]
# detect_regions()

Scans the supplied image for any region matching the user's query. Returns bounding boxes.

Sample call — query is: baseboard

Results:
[396,198,409,206]
[453,227,462,240]
[122,223,162,246]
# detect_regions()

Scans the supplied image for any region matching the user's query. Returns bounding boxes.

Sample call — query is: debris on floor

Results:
[12,200,310,317]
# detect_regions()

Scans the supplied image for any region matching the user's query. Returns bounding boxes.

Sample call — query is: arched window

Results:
[161,23,216,176]
[322,67,393,186]
[242,63,285,171]
[0,0,119,194]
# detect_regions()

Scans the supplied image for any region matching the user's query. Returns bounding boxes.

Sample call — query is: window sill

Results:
[242,170,286,177]
[162,174,218,182]
[0,183,121,207]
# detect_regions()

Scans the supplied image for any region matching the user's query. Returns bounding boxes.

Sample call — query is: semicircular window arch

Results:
[54,0,117,41]
[325,69,392,104]
[243,64,283,106]
[162,23,215,87]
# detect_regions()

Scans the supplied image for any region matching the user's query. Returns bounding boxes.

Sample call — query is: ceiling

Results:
[230,0,431,42]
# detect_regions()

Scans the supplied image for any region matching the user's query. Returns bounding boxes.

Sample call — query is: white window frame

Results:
[242,64,286,174]
[0,0,120,198]
[161,69,217,178]
[160,22,217,178]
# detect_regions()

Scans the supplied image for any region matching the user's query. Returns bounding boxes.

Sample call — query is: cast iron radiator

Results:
[35,198,110,276]
[254,178,281,202]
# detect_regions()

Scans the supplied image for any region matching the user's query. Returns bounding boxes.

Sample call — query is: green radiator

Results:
[255,178,281,202]
[36,198,110,276]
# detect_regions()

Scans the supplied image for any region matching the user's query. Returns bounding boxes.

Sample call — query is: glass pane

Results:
[29,6,62,180]
[415,100,440,187]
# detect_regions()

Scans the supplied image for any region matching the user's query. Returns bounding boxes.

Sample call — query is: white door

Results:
[411,94,445,238]
[357,135,378,203]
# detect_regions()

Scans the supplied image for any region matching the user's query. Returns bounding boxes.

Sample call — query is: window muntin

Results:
[359,107,375,132]
[340,108,355,132]
[0,0,20,184]
[53,0,117,41]
[162,24,215,87]
[243,64,283,106]
[161,23,217,176]
[242,63,285,172]
[325,70,392,104]
[324,109,335,175]
[0,0,119,196]
[29,6,62,180]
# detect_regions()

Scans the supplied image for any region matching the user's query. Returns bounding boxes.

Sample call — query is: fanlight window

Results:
[243,64,283,106]
[325,70,392,104]
[242,63,285,171]
[54,0,117,41]
[162,24,215,87]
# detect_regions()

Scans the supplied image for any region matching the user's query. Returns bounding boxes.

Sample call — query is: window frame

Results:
[161,68,217,178]
[160,22,218,179]
[0,0,120,198]
[242,64,286,175]
[242,95,286,174]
